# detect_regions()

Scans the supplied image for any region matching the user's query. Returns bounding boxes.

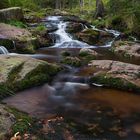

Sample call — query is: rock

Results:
[53,9,70,16]
[61,57,81,67]
[0,55,60,95]
[61,51,71,57]
[79,48,100,63]
[66,22,84,33]
[30,26,53,47]
[0,7,24,22]
[112,41,140,60]
[76,29,114,46]
[79,48,99,57]
[24,12,42,23]
[61,16,91,28]
[89,60,140,92]
[133,123,140,135]
[0,104,15,139]
[0,23,39,53]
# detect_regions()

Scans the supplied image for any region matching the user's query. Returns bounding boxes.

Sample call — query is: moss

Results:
[0,39,15,50]
[92,19,106,29]
[61,51,71,57]
[82,29,99,37]
[5,107,33,134]
[90,75,140,92]
[61,57,81,67]
[0,62,60,96]
[35,24,46,32]
[16,37,39,54]
[7,63,60,91]
[82,55,96,64]
[79,51,89,57]
[5,20,27,28]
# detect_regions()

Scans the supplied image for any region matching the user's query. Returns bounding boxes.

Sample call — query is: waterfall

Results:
[0,46,9,54]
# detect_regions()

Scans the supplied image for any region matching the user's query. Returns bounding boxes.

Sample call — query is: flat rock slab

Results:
[89,60,140,92]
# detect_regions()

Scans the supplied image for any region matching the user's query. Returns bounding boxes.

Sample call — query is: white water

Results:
[46,16,121,48]
[47,16,95,48]
[0,46,9,54]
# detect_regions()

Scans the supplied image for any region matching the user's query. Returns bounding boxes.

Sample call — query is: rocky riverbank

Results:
[0,6,140,140]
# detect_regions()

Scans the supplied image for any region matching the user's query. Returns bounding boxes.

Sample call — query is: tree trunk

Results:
[94,0,105,18]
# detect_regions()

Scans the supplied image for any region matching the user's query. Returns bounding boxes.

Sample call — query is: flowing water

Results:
[3,16,140,139]
[0,46,9,54]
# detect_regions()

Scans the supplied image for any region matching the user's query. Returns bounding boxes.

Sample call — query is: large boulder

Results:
[76,29,114,46]
[0,7,24,22]
[0,104,15,139]
[66,22,84,33]
[30,25,53,47]
[111,41,140,60]
[0,23,39,53]
[89,60,140,92]
[0,55,60,96]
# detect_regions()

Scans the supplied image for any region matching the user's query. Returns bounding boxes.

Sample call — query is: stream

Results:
[3,16,140,139]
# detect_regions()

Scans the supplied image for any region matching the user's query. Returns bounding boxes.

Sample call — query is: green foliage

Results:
[6,20,27,28]
[7,107,33,134]
[61,57,81,67]
[35,24,46,32]
[0,0,9,9]
[106,0,140,37]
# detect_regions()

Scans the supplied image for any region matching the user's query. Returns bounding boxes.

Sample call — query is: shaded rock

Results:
[0,7,24,22]
[112,41,140,60]
[24,11,44,23]
[66,22,84,33]
[0,55,60,95]
[89,60,140,92]
[0,104,15,139]
[61,51,71,57]
[61,16,91,28]
[133,123,140,135]
[61,57,81,67]
[76,29,114,46]
[0,38,15,51]
[0,23,39,53]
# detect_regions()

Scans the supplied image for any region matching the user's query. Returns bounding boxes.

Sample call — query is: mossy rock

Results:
[66,22,84,33]
[76,29,114,46]
[89,60,140,92]
[90,75,140,92]
[61,57,81,67]
[0,7,24,22]
[0,55,61,98]
[61,51,71,57]
[0,23,39,53]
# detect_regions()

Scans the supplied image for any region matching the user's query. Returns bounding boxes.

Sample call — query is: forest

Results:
[0,0,140,140]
